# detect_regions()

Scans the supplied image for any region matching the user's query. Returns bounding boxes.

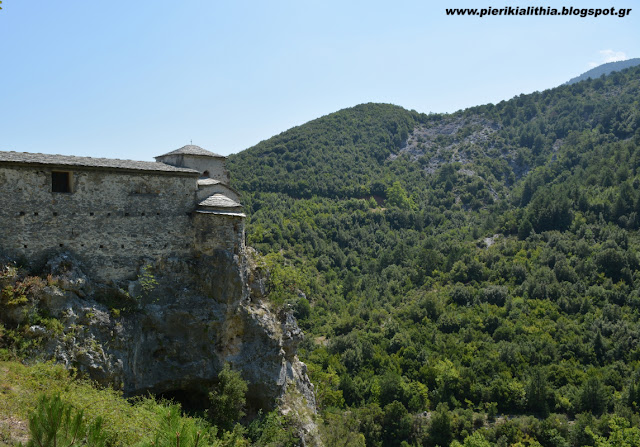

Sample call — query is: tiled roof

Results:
[198,194,242,208]
[157,145,225,158]
[0,151,199,174]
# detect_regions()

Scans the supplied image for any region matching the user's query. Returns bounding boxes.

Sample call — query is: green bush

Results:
[19,394,106,447]
[208,364,248,432]
[139,405,219,447]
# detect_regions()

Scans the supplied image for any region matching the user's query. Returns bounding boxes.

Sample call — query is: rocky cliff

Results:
[0,248,316,417]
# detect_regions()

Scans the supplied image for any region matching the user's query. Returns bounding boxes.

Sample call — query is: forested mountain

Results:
[227,64,640,446]
[565,57,640,85]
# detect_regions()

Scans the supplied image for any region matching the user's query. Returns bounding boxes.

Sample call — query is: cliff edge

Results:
[0,248,316,418]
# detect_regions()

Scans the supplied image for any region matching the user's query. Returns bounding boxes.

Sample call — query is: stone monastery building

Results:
[0,145,244,281]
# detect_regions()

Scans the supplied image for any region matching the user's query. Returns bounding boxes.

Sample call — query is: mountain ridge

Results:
[230,64,640,209]
[565,57,640,85]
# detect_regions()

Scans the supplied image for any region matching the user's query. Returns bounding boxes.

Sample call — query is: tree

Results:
[593,330,607,365]
[625,369,640,412]
[143,405,216,447]
[248,410,300,447]
[453,431,493,447]
[518,217,533,240]
[386,181,415,210]
[382,401,412,447]
[588,416,640,447]
[578,377,608,415]
[526,368,550,416]
[320,410,366,447]
[379,372,405,407]
[428,403,452,447]
[20,394,106,447]
[208,363,248,431]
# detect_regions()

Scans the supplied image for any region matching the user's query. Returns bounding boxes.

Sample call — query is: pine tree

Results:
[525,368,549,417]
[208,363,248,431]
[20,394,105,447]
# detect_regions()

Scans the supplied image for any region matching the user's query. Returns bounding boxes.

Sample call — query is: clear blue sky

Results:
[1,0,638,160]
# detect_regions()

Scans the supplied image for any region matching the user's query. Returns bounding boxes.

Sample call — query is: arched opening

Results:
[202,170,210,178]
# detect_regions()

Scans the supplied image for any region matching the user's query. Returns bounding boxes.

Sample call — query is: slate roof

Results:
[0,151,199,175]
[197,178,221,186]
[198,194,242,208]
[196,210,246,217]
[157,145,225,158]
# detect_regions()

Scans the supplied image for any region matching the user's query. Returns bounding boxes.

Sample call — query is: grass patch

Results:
[0,361,217,447]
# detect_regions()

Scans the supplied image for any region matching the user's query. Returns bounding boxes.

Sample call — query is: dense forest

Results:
[226,64,640,446]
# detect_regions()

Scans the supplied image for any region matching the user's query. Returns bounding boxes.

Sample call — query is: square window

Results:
[52,171,72,193]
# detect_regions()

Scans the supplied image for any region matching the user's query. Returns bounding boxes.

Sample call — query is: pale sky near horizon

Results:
[0,1,638,160]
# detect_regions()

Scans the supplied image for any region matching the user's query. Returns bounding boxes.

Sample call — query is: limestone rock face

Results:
[3,250,315,413]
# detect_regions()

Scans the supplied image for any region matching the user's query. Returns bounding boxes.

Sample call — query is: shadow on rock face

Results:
[13,249,316,417]
[155,386,213,413]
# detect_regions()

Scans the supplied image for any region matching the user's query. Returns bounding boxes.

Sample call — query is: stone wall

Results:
[194,212,245,256]
[196,183,241,203]
[159,154,230,184]
[0,165,199,281]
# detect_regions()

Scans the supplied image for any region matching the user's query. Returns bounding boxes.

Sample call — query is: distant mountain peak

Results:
[565,58,640,85]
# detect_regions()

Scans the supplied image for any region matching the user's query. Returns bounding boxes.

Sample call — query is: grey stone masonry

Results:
[0,148,244,282]
[156,145,230,184]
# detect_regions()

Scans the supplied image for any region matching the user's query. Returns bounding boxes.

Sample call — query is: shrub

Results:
[140,405,218,447]
[19,393,106,447]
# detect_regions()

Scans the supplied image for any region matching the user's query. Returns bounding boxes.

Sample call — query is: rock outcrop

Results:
[0,249,316,415]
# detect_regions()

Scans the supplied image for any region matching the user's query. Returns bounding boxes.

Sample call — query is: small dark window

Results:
[52,171,72,193]
[202,170,210,178]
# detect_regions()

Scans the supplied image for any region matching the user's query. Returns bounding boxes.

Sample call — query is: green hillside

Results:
[229,103,423,199]
[228,65,640,446]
